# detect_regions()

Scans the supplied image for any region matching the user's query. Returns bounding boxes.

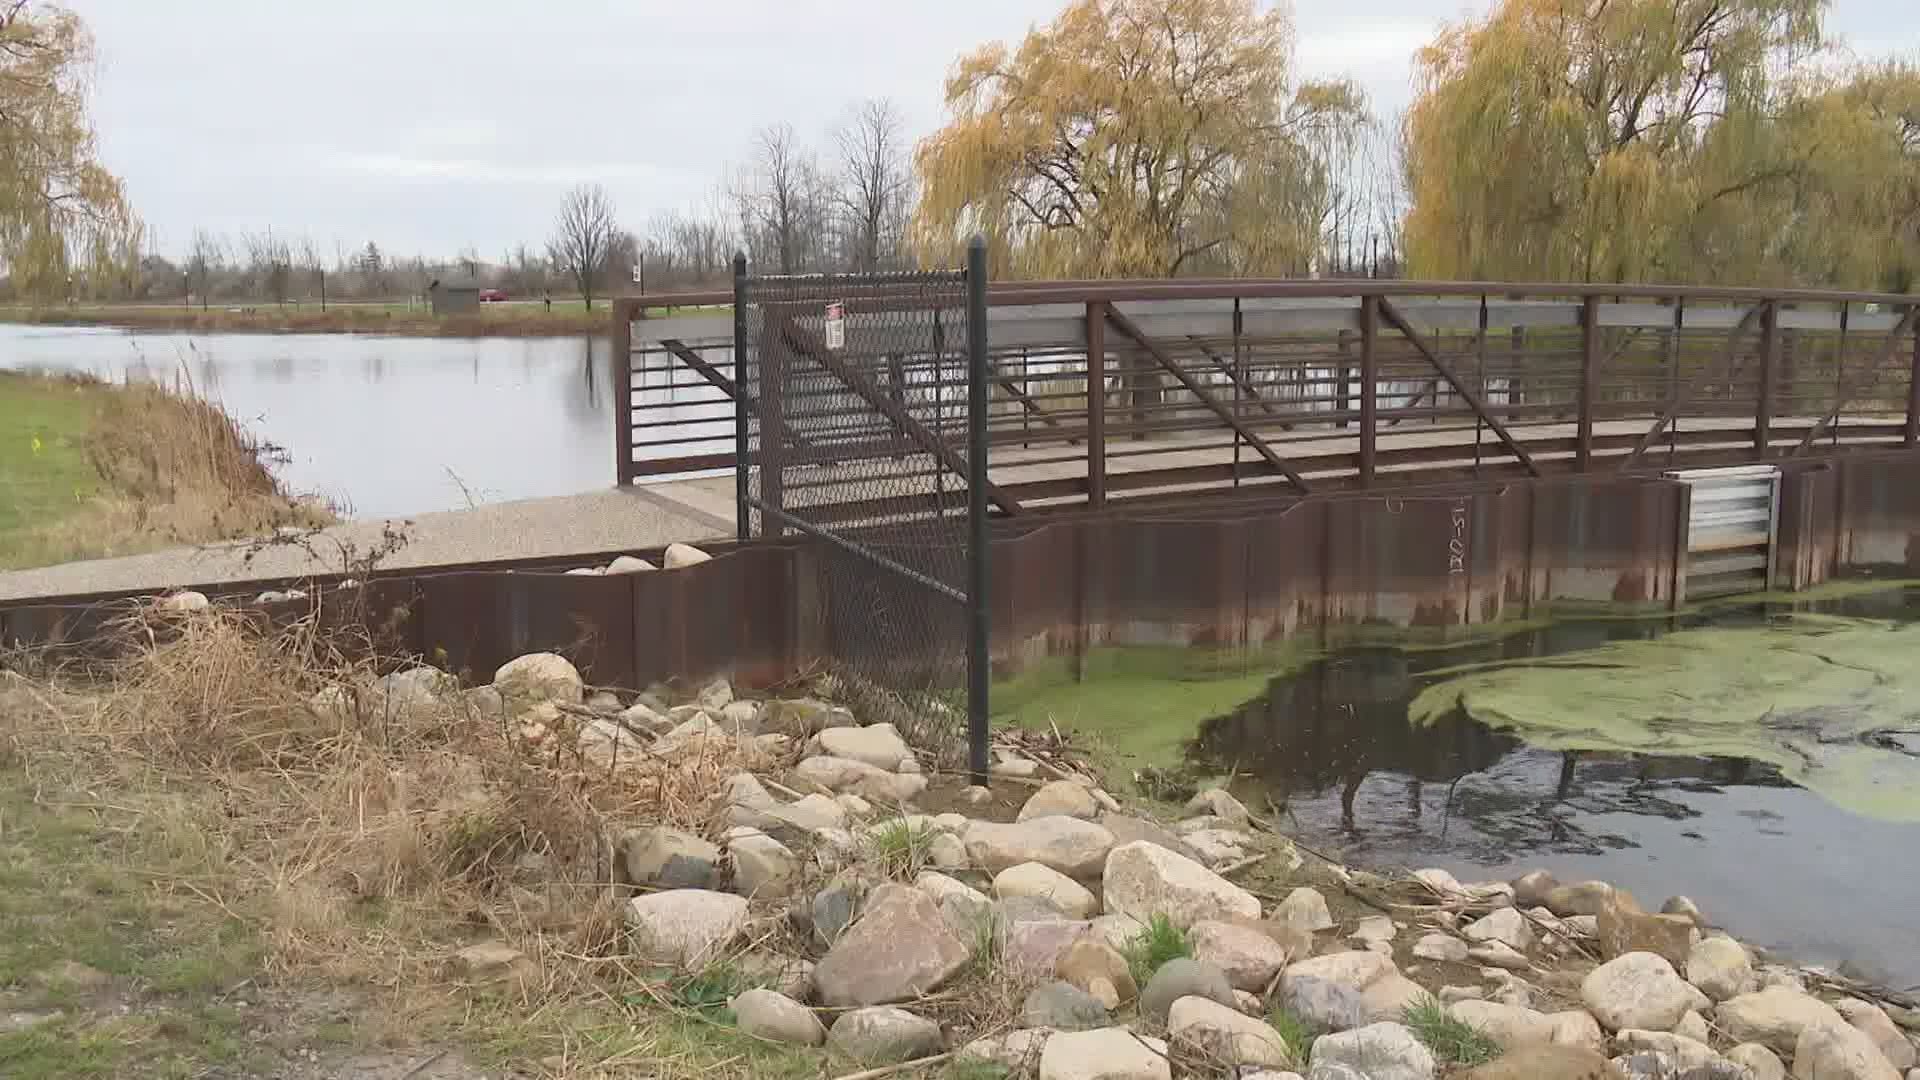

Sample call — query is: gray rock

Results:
[995,861,1100,919]
[1039,1028,1172,1080]
[1002,918,1094,978]
[1580,951,1710,1032]
[619,826,720,890]
[816,723,913,771]
[1836,998,1918,1071]
[1412,933,1470,963]
[696,676,733,710]
[605,554,655,574]
[1725,1043,1787,1080]
[1662,896,1706,925]
[1190,918,1296,992]
[585,690,622,712]
[1097,812,1195,858]
[492,652,584,707]
[1512,869,1560,908]
[1463,907,1534,952]
[1545,880,1630,918]
[1140,957,1239,1025]
[724,828,798,899]
[812,886,970,1006]
[731,988,823,1046]
[1185,787,1252,825]
[1351,916,1397,944]
[1056,939,1138,1009]
[794,755,927,803]
[1020,780,1101,821]
[1169,994,1291,1068]
[965,817,1116,877]
[928,831,969,869]
[1716,985,1846,1055]
[1308,1022,1437,1080]
[735,952,814,1000]
[1276,887,1336,933]
[1022,980,1111,1030]
[1282,975,1370,1032]
[811,877,862,947]
[1685,935,1754,1002]
[959,1028,1055,1073]
[621,701,674,736]
[624,889,748,967]
[1613,1029,1726,1071]
[760,698,838,737]
[1611,1050,1750,1080]
[1102,840,1260,929]
[914,871,993,943]
[827,1005,942,1065]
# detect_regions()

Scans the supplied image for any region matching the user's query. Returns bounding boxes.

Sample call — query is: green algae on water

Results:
[1407,614,1920,821]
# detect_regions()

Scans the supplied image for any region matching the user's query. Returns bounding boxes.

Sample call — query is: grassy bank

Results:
[0,372,333,570]
[0,300,724,339]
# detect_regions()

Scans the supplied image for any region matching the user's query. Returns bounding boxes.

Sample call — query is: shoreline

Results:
[0,305,613,339]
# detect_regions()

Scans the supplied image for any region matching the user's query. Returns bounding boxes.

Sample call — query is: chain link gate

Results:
[732,239,991,780]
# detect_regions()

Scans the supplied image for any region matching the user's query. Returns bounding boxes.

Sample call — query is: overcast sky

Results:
[75,1,1920,262]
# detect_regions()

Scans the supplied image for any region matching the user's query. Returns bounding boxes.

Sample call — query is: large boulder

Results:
[1597,905,1696,967]
[1308,1022,1437,1080]
[1835,998,1918,1071]
[1169,994,1292,1068]
[1098,813,1195,859]
[1039,1028,1172,1080]
[1512,870,1562,909]
[827,1006,942,1065]
[1276,887,1336,933]
[618,827,720,890]
[1685,936,1754,1002]
[1546,881,1636,919]
[1020,780,1101,821]
[1102,841,1260,929]
[1464,907,1535,952]
[1448,1000,1601,1052]
[1056,939,1138,1009]
[731,988,824,1046]
[995,861,1099,919]
[812,886,970,1006]
[1456,1044,1625,1080]
[1792,1019,1903,1080]
[816,723,914,771]
[965,817,1116,878]
[1190,919,1296,992]
[1140,957,1239,1025]
[1717,986,1847,1056]
[793,756,927,803]
[624,890,747,967]
[914,871,994,942]
[1726,1044,1788,1080]
[1022,980,1111,1031]
[492,652,583,707]
[1580,952,1710,1032]
[1002,917,1094,978]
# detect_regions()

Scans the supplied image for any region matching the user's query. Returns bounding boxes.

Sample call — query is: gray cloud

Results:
[77,0,1917,260]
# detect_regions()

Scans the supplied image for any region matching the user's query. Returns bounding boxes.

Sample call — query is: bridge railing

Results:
[611,280,1920,517]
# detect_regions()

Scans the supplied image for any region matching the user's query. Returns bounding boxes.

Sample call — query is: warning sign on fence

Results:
[824,300,845,350]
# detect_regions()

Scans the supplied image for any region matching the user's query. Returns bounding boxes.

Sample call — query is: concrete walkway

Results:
[0,479,739,601]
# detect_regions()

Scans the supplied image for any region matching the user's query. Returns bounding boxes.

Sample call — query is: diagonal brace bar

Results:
[1104,305,1312,492]
[779,318,1023,517]
[1791,304,1920,455]
[662,338,819,454]
[1375,299,1542,477]
[1618,305,1763,471]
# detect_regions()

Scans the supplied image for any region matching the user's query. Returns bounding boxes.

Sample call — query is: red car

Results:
[479,288,508,303]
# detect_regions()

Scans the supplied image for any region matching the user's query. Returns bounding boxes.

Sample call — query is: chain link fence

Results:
[735,251,989,773]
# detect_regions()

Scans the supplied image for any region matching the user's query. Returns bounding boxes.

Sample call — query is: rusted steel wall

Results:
[10,455,1920,691]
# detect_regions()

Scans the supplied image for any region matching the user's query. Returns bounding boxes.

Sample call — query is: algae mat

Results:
[1408,614,1920,821]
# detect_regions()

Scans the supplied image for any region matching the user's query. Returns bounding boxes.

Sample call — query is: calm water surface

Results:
[1192,590,1920,990]
[0,324,728,519]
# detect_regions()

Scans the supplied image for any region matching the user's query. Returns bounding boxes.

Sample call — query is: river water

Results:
[0,324,647,519]
[1191,587,1920,990]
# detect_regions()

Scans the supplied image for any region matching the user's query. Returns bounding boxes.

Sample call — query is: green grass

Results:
[0,373,103,567]
[1268,1002,1321,1060]
[1121,913,1193,986]
[0,768,265,1079]
[865,817,939,880]
[1402,995,1502,1068]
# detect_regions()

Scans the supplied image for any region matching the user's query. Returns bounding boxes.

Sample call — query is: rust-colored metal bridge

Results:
[613,279,1920,521]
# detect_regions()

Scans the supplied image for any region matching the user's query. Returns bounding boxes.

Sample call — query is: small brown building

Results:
[427,274,481,316]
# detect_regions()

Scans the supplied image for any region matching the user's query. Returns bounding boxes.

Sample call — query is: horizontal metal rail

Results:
[614,279,1920,512]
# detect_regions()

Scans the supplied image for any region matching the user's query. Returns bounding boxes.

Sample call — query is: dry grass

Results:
[1,605,814,1074]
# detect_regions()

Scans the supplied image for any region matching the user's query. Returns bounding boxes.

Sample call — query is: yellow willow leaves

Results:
[1403,0,1918,289]
[0,3,139,302]
[910,0,1364,279]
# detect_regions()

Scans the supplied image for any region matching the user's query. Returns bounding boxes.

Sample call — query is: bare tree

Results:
[295,235,326,307]
[733,124,828,274]
[186,229,224,309]
[456,245,482,279]
[834,99,911,272]
[241,230,293,305]
[547,183,619,309]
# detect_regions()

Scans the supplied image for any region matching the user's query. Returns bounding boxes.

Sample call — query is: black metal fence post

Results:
[966,236,991,786]
[732,253,750,542]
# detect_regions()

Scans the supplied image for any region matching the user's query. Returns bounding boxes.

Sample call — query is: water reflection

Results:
[0,324,629,518]
[1187,593,1920,987]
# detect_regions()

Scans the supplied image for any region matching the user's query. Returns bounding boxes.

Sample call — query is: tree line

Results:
[2,0,1916,306]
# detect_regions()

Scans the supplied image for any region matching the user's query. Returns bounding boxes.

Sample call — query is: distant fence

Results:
[612,279,1920,517]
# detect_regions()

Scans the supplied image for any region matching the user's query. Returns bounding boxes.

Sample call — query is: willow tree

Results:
[912,0,1365,278]
[1403,0,1834,284]
[0,2,138,301]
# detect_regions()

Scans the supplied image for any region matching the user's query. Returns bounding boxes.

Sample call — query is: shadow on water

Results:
[1187,586,1920,989]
